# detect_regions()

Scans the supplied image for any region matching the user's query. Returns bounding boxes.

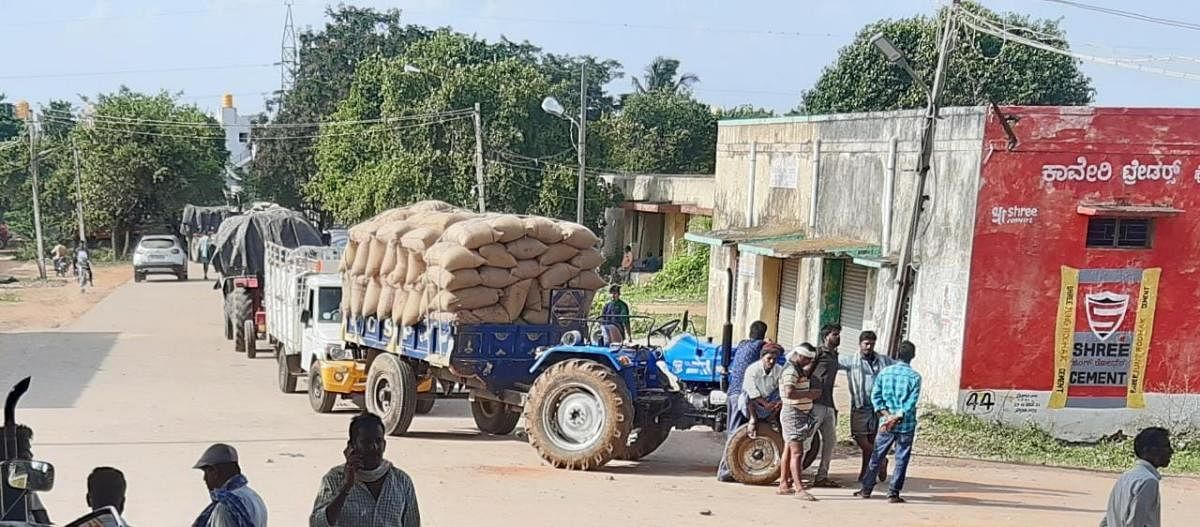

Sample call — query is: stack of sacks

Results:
[341,202,607,327]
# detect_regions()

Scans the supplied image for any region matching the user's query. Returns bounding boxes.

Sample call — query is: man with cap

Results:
[777,343,823,500]
[192,443,268,527]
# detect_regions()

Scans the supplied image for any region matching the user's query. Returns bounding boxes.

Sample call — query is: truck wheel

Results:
[308,366,337,413]
[277,350,298,393]
[416,399,436,415]
[471,400,520,435]
[725,421,784,486]
[228,288,252,353]
[243,320,258,359]
[524,359,633,470]
[365,354,417,436]
[134,272,144,283]
[616,424,671,461]
[224,315,233,340]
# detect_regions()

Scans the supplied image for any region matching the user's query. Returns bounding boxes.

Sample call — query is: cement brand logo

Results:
[1084,291,1130,341]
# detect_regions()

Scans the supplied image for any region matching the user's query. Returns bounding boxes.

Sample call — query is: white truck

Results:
[264,242,359,413]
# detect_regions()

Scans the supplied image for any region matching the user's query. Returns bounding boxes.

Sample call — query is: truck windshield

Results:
[317,287,343,324]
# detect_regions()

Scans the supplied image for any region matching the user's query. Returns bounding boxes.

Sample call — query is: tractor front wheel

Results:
[524,359,633,470]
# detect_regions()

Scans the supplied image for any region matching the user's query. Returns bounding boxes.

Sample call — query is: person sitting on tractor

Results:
[600,285,631,342]
[742,343,785,437]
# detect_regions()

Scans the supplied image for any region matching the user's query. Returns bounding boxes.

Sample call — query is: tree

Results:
[799,2,1093,114]
[631,57,699,95]
[714,105,776,120]
[72,88,227,254]
[595,91,717,174]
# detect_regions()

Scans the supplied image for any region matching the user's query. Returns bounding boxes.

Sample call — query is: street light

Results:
[541,64,588,225]
[870,33,931,99]
[540,96,571,123]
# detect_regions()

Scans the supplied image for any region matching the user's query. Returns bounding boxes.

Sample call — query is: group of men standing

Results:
[718,320,923,503]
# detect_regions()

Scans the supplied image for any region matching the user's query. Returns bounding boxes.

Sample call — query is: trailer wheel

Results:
[228,288,252,353]
[471,400,520,435]
[365,354,417,436]
[277,349,298,393]
[308,366,336,413]
[616,424,672,461]
[524,359,633,470]
[416,399,436,415]
[725,421,784,486]
[224,314,233,340]
[244,320,258,359]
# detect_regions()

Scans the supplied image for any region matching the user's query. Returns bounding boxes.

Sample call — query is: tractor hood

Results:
[661,333,723,384]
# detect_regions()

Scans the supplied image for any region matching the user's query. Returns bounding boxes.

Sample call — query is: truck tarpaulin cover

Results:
[181,205,238,236]
[213,208,322,278]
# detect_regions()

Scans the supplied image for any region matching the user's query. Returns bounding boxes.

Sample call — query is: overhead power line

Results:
[1041,0,1200,32]
[39,107,475,129]
[0,63,275,81]
[39,113,473,141]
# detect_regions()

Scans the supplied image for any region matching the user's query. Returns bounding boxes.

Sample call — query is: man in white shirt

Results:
[1101,427,1173,527]
[741,343,785,434]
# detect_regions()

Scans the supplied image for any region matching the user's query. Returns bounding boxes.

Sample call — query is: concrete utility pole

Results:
[884,1,958,354]
[71,136,87,244]
[473,102,486,213]
[16,101,48,279]
[575,63,588,225]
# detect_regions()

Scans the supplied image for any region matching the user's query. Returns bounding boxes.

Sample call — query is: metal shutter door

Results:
[839,264,869,354]
[776,258,801,348]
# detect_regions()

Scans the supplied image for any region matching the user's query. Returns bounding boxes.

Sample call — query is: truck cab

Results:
[296,276,366,412]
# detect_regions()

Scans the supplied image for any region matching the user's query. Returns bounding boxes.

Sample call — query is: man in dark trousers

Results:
[856,341,922,503]
[807,323,842,488]
[1101,427,1173,527]
[600,285,631,342]
[716,320,769,482]
[839,330,894,483]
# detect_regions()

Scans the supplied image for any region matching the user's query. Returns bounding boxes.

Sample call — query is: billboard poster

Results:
[1049,266,1161,409]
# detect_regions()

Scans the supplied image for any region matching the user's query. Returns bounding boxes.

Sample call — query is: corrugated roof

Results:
[684,223,806,245]
[739,237,877,258]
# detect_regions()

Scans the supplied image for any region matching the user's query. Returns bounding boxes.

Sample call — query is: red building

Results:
[961,107,1200,439]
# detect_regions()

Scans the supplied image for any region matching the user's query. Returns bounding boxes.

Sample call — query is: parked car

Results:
[132,234,187,282]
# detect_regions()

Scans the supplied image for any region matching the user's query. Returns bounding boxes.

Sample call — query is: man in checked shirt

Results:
[855,340,922,504]
[311,413,421,526]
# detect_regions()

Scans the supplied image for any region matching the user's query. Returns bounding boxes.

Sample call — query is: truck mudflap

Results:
[319,360,367,394]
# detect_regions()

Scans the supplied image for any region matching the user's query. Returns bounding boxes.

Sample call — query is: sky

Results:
[2,0,1200,117]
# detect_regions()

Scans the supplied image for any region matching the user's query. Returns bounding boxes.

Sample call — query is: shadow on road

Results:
[0,331,119,408]
[901,476,1103,514]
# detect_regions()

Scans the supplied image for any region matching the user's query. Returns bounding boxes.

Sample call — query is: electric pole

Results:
[16,101,47,280]
[886,1,957,354]
[473,102,486,213]
[280,1,298,93]
[575,63,587,225]
[71,136,87,244]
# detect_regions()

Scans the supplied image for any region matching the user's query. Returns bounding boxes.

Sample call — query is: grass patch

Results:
[0,292,19,303]
[917,409,1200,475]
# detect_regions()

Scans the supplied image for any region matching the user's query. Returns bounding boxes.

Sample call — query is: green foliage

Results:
[630,57,699,95]
[595,91,717,174]
[714,105,776,120]
[799,2,1093,114]
[919,409,1200,475]
[72,88,227,252]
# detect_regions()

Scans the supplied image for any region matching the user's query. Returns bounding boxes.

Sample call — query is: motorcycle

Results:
[76,260,93,292]
[2,378,127,526]
[52,258,68,278]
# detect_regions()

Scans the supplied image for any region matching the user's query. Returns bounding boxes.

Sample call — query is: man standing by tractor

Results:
[717,320,769,482]
[779,345,822,501]
[839,330,894,483]
[807,324,843,488]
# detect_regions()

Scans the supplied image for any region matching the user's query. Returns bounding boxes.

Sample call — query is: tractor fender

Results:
[529,345,621,375]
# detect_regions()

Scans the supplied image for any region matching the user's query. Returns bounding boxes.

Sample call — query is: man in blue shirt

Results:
[716,320,768,482]
[856,340,922,503]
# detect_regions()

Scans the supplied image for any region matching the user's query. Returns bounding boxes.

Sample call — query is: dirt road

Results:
[2,263,1198,526]
[0,258,130,331]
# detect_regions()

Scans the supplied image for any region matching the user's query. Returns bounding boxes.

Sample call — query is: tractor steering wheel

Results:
[650,318,682,340]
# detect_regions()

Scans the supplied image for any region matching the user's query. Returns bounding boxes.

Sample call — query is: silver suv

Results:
[132,234,187,282]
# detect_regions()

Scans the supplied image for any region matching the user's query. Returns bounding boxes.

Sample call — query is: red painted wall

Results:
[962,107,1200,399]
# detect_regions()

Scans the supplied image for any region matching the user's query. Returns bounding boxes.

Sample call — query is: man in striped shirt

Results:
[855,340,922,503]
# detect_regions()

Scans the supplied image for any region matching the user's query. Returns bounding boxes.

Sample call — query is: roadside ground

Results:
[0,257,131,331]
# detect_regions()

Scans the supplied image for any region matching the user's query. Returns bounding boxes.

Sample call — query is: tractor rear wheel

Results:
[471,399,520,435]
[616,424,671,461]
[725,421,784,486]
[365,354,417,436]
[227,288,252,353]
[524,359,633,470]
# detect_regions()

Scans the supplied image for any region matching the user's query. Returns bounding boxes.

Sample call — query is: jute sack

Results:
[525,282,542,309]
[512,259,542,280]
[400,286,425,327]
[349,275,368,316]
[363,277,383,317]
[427,266,483,291]
[379,240,400,277]
[434,286,500,311]
[400,227,441,252]
[471,305,512,324]
[376,283,397,319]
[405,251,427,285]
[384,246,409,287]
[442,219,498,249]
[340,240,357,272]
[524,216,564,244]
[560,222,600,249]
[539,243,578,265]
[407,200,458,213]
[426,242,487,271]
[478,243,518,268]
[390,288,409,323]
[479,266,518,289]
[488,214,526,243]
[502,279,534,320]
[350,238,372,275]
[522,309,550,325]
[505,237,547,260]
[539,262,579,290]
[569,269,607,291]
[570,248,604,270]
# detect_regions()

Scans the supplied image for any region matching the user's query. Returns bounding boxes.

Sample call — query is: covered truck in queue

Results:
[337,201,749,470]
[212,205,323,358]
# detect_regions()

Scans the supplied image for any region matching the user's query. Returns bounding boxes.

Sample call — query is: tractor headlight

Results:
[325,343,348,360]
[708,390,728,407]
[560,330,581,346]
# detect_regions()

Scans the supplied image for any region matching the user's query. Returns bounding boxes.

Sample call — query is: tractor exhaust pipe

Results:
[3,377,30,461]
[719,267,734,392]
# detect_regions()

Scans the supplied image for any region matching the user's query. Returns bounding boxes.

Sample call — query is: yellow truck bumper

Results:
[319,361,367,394]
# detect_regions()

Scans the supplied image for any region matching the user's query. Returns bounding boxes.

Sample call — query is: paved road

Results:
[4,263,1199,526]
